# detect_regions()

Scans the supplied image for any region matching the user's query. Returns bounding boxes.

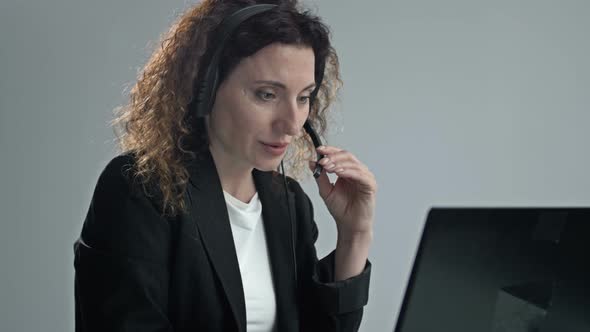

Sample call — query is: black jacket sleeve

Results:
[73,156,173,332]
[291,180,372,332]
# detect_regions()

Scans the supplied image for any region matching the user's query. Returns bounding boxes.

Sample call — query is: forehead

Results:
[236,43,315,85]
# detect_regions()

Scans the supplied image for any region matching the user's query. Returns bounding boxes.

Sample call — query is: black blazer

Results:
[73,150,371,331]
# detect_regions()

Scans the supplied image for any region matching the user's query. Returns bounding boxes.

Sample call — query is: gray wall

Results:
[1,0,589,331]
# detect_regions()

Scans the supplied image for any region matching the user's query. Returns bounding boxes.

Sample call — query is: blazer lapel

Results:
[253,170,298,331]
[185,151,246,331]
[184,150,298,331]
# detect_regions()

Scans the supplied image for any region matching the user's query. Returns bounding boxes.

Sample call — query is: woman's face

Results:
[206,43,316,172]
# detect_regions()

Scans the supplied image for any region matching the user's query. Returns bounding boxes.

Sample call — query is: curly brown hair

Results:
[112,0,343,218]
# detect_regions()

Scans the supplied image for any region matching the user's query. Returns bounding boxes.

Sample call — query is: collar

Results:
[184,149,299,332]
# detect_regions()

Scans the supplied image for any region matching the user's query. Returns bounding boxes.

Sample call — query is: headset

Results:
[188,4,327,294]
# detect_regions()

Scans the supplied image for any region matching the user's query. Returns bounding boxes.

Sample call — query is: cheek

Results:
[217,91,276,140]
[301,108,310,122]
[296,109,311,130]
[226,105,267,142]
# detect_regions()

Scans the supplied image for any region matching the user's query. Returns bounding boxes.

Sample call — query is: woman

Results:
[73,1,377,331]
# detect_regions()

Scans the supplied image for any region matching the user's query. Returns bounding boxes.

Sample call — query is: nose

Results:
[277,99,306,136]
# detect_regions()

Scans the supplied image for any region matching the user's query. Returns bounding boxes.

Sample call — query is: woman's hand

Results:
[308,145,377,236]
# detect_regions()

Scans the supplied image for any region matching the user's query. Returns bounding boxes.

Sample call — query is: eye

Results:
[298,96,311,104]
[256,90,276,101]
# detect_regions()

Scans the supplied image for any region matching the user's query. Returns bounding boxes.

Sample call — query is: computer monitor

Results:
[394,208,590,332]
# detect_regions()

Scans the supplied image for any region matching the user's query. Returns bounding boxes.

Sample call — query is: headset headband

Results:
[190,4,277,117]
[189,3,324,118]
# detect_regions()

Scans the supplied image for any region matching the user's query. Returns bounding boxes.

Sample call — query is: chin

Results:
[254,163,279,173]
[253,158,282,173]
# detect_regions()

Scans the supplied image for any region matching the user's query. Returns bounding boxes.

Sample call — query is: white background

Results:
[1,0,589,331]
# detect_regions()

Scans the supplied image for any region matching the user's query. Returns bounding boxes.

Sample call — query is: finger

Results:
[316,145,343,155]
[318,152,365,171]
[322,160,364,174]
[319,159,375,191]
[333,167,378,194]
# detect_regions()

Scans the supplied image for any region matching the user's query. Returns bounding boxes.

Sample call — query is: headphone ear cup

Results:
[194,66,220,118]
[194,82,208,117]
[190,4,278,119]
[207,68,220,114]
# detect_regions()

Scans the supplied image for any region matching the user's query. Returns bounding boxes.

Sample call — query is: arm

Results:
[294,183,371,332]
[74,156,173,332]
[335,230,372,282]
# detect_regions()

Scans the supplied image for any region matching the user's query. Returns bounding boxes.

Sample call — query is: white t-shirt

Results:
[223,190,277,332]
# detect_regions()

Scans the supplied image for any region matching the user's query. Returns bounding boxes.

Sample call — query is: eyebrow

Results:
[254,80,316,92]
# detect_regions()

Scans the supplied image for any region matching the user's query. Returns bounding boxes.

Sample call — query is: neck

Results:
[208,145,256,203]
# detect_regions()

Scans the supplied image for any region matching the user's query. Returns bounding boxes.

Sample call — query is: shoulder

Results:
[94,152,137,198]
[284,175,306,197]
[93,152,162,208]
[283,174,311,199]
[266,171,308,203]
[81,152,170,262]
[282,175,319,244]
[89,152,156,217]
[261,170,314,215]
[284,174,315,217]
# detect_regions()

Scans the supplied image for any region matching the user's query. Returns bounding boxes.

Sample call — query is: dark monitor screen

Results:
[394,208,590,332]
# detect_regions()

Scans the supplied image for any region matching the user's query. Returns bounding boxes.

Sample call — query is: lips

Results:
[263,142,289,148]
[260,141,289,156]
